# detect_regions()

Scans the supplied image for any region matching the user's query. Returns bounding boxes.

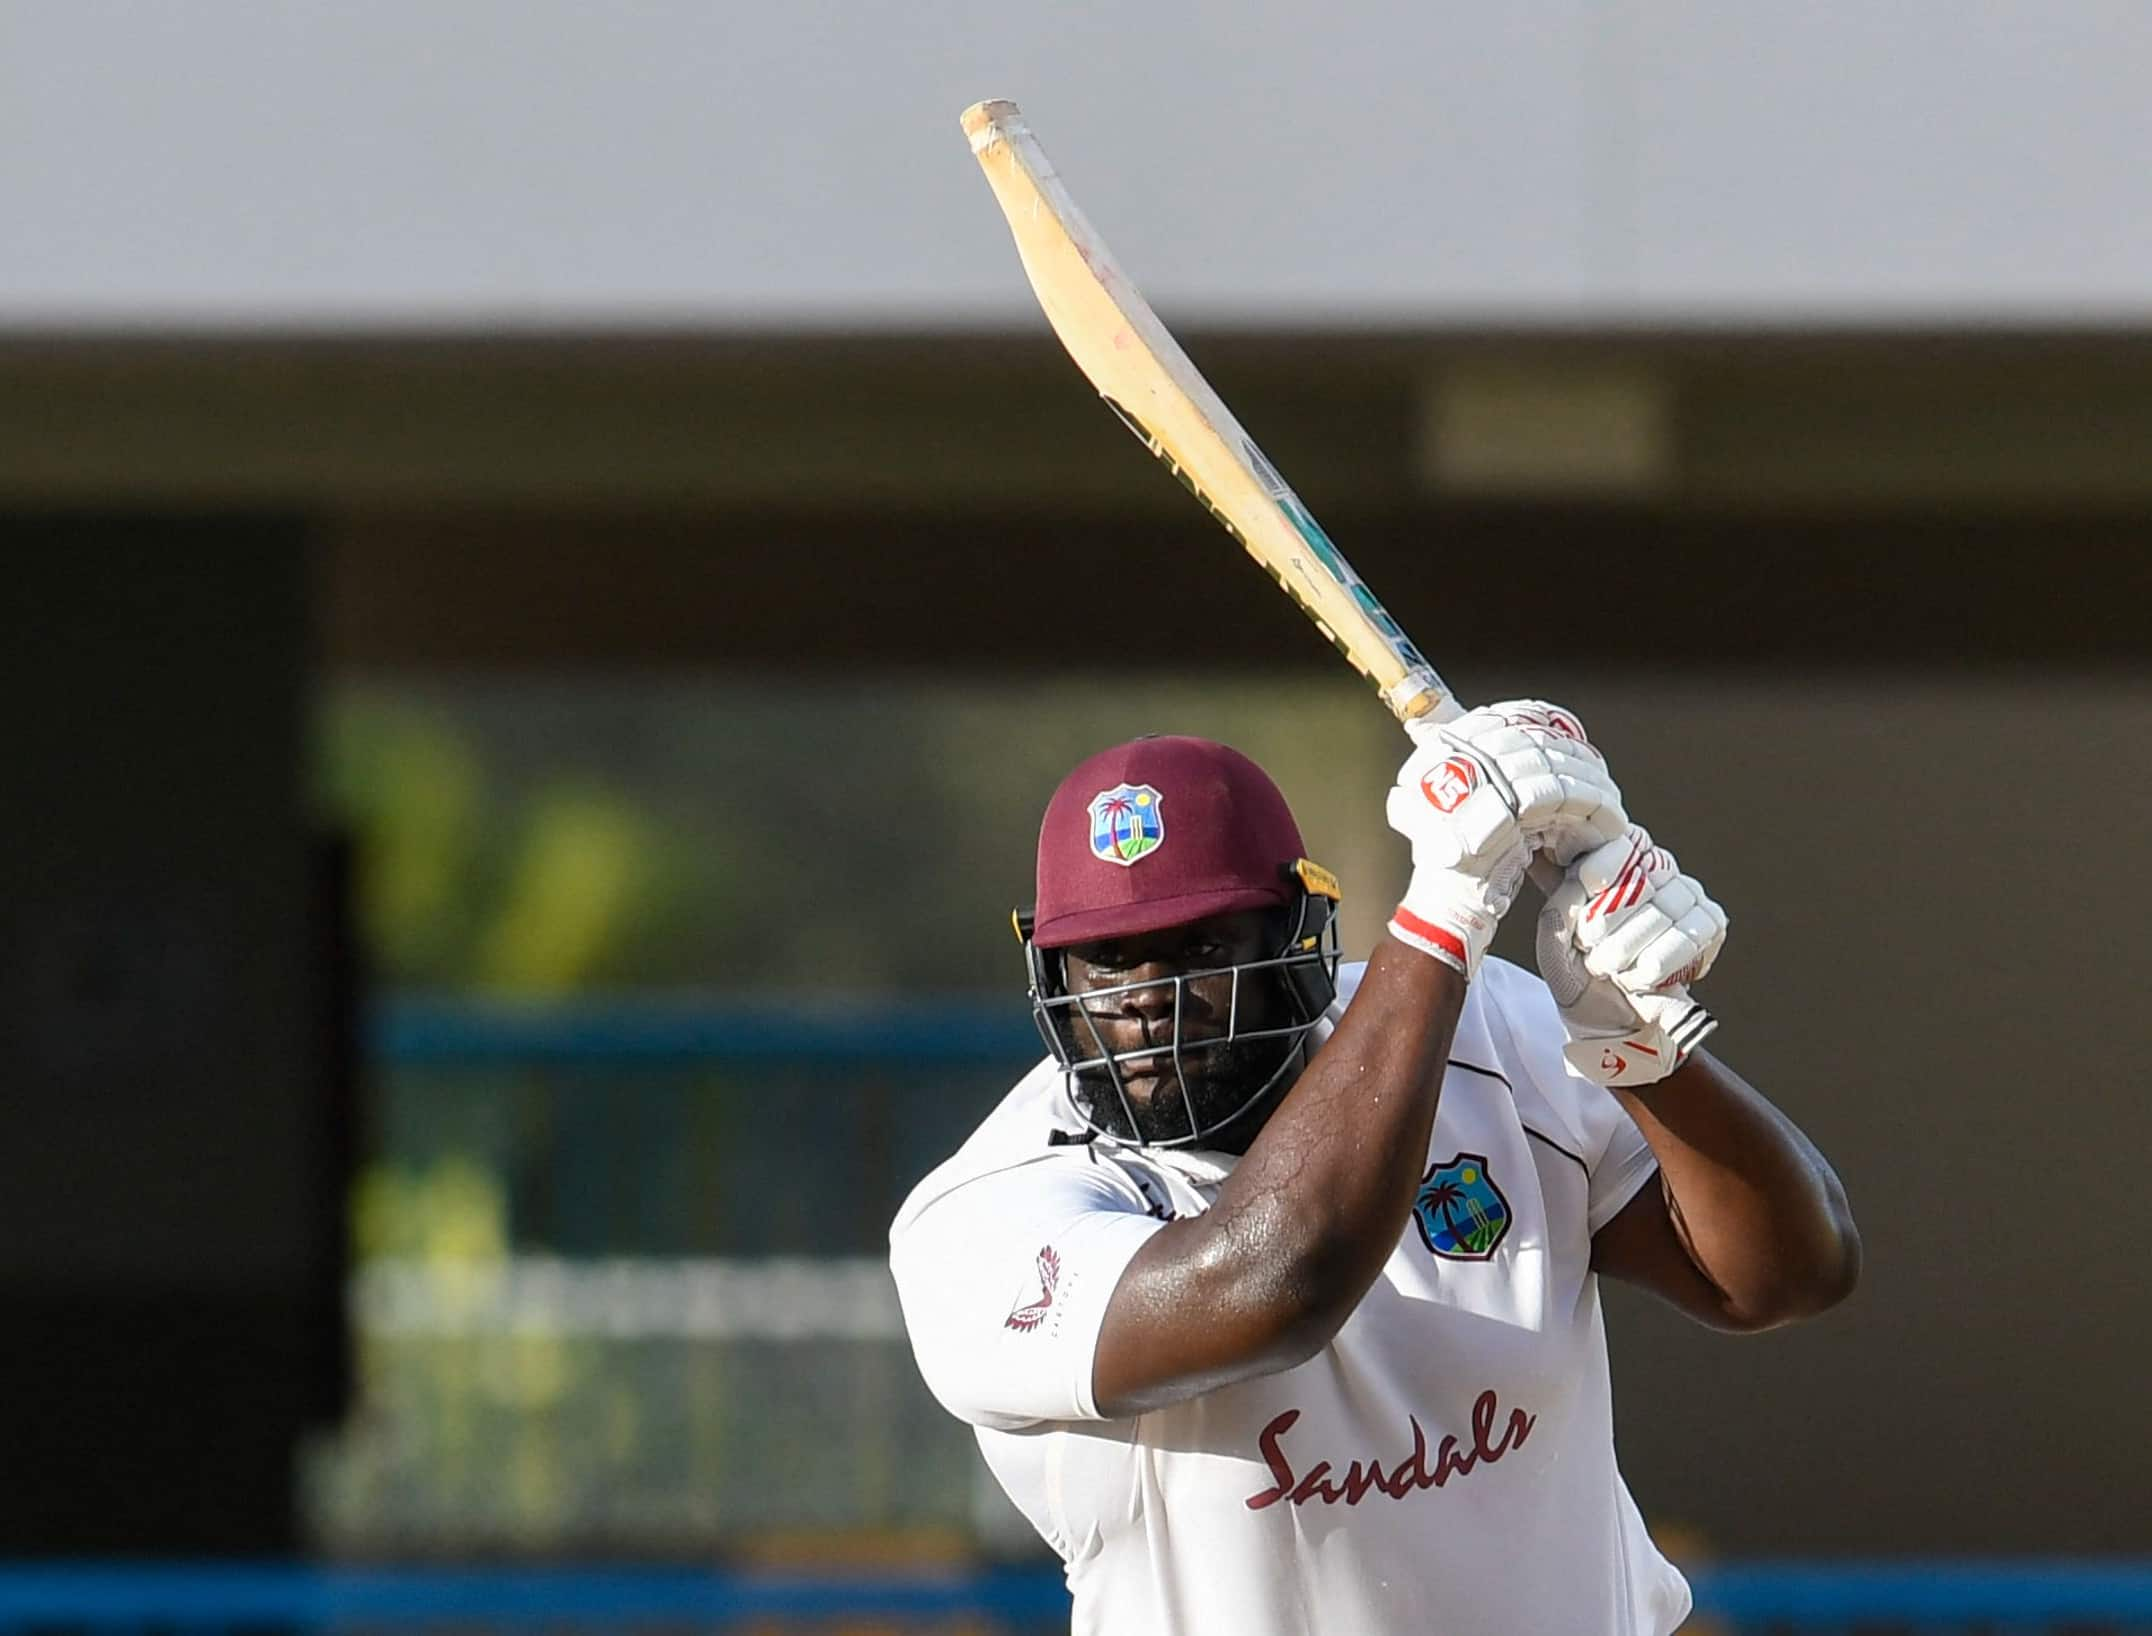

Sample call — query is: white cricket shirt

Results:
[889,957,1691,1636]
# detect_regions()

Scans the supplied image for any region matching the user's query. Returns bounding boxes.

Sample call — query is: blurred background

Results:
[4,2,2150,1631]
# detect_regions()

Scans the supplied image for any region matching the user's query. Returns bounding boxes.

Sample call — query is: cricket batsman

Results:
[890,707,1860,1634]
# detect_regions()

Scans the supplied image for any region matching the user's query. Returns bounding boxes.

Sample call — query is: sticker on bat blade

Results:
[1096,395,1395,688]
[1241,437,1312,508]
[1241,439,1433,672]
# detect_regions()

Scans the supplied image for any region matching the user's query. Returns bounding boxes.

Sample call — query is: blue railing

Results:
[346,1005,2126,1625]
[378,995,1039,1068]
[0,1565,1067,1626]
[1699,1560,2152,1623]
[3,1563,2152,1630]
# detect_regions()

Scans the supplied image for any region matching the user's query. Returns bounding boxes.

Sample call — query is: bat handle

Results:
[1388,667,1463,727]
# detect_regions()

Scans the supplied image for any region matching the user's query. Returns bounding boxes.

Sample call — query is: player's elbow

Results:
[1798,1202,1864,1314]
[1726,1202,1864,1332]
[1796,1186,1864,1313]
[1264,1234,1386,1356]
[1263,1293,1352,1371]
[1211,1234,1371,1370]
[1091,1243,1360,1416]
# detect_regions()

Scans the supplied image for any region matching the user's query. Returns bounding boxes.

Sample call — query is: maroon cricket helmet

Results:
[1031,736,1307,950]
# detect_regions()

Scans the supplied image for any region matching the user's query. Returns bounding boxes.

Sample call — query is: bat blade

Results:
[961,98,1457,726]
[962,100,1720,1049]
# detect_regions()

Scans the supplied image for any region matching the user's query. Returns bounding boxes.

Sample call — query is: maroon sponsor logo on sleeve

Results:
[1004,1244,1062,1333]
[1244,1389,1537,1509]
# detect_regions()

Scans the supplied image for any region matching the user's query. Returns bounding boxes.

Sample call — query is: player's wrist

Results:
[1390,870,1509,978]
[1555,993,1718,1087]
[1388,908,1474,976]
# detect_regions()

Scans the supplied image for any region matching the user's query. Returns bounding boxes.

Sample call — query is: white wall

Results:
[4,0,2147,329]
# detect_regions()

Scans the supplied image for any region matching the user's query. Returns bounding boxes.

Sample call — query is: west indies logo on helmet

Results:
[1086,783,1165,866]
[1013,736,1343,1150]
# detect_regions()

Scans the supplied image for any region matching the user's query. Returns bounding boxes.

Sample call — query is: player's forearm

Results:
[1092,942,1462,1415]
[1210,940,1464,1340]
[1094,713,1604,1415]
[1214,700,1611,1341]
[1612,1052,1861,1327]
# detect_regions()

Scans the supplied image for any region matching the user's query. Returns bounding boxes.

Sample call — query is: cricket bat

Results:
[960,98,1459,729]
[968,99,1721,1046]
[960,101,1717,1059]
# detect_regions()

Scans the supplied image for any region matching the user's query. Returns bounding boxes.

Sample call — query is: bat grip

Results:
[1389,668,1463,728]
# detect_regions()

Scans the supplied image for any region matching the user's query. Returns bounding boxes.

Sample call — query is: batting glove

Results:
[1406,700,1626,868]
[1534,825,1728,1087]
[1384,703,1577,977]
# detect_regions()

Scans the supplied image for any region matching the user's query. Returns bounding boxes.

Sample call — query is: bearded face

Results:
[1033,907,1332,1153]
[1066,1028,1304,1151]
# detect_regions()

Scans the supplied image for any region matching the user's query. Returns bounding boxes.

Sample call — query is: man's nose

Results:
[1115,967,1180,1023]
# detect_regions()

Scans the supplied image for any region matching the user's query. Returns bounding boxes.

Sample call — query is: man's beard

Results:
[1071,1033,1300,1151]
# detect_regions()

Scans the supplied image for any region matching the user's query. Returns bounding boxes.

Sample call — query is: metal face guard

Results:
[1022,891,1341,1148]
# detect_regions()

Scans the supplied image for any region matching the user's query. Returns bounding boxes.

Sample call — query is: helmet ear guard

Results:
[1012,904,1069,1020]
[1288,858,1342,906]
[1276,859,1342,1024]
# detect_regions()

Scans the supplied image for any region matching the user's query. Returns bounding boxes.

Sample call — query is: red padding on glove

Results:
[1390,905,1468,969]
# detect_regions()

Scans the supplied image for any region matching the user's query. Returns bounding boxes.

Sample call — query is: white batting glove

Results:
[1383,718,1536,978]
[1533,825,1728,1087]
[1405,700,1626,868]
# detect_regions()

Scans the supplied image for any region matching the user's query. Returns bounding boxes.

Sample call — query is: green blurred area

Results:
[321,678,1407,995]
[314,676,1405,1554]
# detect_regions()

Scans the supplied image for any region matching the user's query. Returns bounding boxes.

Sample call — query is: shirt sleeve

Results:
[889,1156,1169,1431]
[1478,959,1662,1235]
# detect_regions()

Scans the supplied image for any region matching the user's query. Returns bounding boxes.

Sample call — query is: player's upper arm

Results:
[1478,963,1770,1326]
[889,1158,1168,1430]
[1586,1164,1762,1329]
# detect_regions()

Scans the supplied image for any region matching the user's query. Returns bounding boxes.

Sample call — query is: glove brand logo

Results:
[1542,707,1586,743]
[1411,1153,1512,1260]
[1004,1244,1062,1332]
[1419,756,1479,813]
[1586,830,1655,922]
[1502,703,1590,747]
[1244,1389,1538,1510]
[1086,783,1165,867]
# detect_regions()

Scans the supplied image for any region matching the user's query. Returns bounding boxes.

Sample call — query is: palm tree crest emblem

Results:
[1413,1153,1512,1260]
[1086,783,1166,867]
